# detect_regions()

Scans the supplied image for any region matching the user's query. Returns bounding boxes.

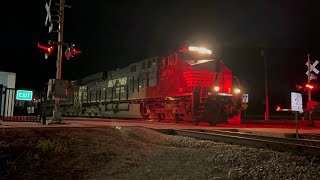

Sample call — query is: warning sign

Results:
[291,92,303,112]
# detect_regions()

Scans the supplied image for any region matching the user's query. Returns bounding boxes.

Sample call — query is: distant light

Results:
[276,106,281,111]
[296,85,303,89]
[214,86,220,92]
[188,46,212,54]
[139,85,142,88]
[234,88,241,94]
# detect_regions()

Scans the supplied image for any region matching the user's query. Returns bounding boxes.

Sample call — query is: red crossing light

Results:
[306,84,314,89]
[65,48,73,60]
[37,42,54,59]
[73,48,81,56]
[296,85,303,90]
[65,45,82,60]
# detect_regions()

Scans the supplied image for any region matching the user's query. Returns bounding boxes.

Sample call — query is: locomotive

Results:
[57,46,242,124]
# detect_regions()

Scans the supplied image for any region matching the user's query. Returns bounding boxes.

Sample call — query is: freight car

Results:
[58,46,242,124]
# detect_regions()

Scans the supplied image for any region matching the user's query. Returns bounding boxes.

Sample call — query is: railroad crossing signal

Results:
[37,42,54,59]
[65,44,82,60]
[305,83,314,90]
[45,0,53,33]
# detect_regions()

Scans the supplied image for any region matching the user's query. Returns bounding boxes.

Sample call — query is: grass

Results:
[36,137,70,153]
[0,127,151,179]
[0,130,74,179]
[0,141,9,148]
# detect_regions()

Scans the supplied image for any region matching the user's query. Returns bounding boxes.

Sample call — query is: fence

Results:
[0,85,44,122]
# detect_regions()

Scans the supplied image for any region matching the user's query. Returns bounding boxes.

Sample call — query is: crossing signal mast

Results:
[305,54,319,126]
[41,0,82,123]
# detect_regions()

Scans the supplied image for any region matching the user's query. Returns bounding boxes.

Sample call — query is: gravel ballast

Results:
[1,127,320,180]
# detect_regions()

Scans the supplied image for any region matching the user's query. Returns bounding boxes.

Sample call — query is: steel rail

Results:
[185,129,320,147]
[175,129,320,156]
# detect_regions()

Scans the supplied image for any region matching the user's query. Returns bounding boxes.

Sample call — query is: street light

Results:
[257,45,269,121]
[232,76,242,122]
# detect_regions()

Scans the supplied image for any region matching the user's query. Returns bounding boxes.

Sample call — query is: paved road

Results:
[1,118,320,138]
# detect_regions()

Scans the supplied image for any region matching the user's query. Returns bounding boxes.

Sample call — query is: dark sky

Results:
[2,0,320,114]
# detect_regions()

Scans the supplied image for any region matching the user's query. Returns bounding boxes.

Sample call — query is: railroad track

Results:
[167,129,320,156]
[295,134,320,141]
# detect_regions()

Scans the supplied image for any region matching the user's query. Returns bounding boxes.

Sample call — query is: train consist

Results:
[57,46,242,124]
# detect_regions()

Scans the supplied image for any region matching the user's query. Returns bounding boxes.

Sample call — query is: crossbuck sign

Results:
[306,60,319,75]
[45,0,53,33]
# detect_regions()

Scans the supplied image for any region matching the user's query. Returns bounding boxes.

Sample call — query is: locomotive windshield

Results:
[178,46,214,65]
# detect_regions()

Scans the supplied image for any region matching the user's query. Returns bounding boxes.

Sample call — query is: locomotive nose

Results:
[203,94,240,124]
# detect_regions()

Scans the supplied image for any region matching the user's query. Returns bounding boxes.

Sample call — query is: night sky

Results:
[2,0,320,114]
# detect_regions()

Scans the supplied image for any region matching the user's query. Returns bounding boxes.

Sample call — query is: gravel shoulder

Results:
[1,127,320,180]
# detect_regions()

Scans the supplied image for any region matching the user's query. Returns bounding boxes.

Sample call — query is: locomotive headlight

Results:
[213,86,220,92]
[234,88,241,94]
[188,46,212,54]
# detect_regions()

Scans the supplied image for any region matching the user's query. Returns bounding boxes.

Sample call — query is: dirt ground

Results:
[1,127,320,180]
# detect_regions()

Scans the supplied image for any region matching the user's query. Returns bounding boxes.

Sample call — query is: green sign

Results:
[16,90,33,101]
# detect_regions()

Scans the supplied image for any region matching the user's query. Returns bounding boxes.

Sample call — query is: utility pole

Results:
[260,48,269,121]
[233,76,241,89]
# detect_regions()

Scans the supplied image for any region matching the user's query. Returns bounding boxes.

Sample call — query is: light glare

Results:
[234,88,241,94]
[188,46,212,54]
